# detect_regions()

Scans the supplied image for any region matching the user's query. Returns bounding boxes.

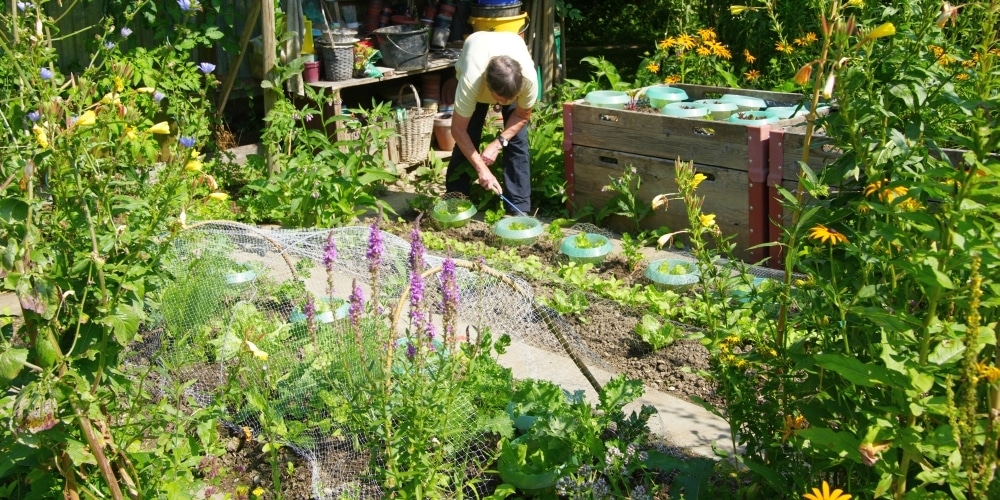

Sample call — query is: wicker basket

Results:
[318,42,354,82]
[394,84,435,164]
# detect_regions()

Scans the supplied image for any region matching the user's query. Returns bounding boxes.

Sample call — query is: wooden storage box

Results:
[564,84,811,263]
[573,146,763,256]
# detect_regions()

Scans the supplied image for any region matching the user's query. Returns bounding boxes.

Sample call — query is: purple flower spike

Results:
[406,342,416,359]
[198,62,216,74]
[349,280,365,328]
[39,68,53,81]
[179,136,196,148]
[27,111,40,122]
[120,27,133,38]
[366,222,384,274]
[323,232,338,270]
[408,223,425,273]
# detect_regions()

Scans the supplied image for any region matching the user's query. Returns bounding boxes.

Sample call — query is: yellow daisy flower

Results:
[646,62,660,73]
[664,75,681,84]
[776,41,794,54]
[803,480,852,500]
[699,213,716,228]
[696,45,712,57]
[148,121,171,135]
[978,362,1000,382]
[74,110,96,128]
[781,414,808,443]
[697,28,716,41]
[744,49,756,64]
[659,37,676,50]
[691,173,707,188]
[744,69,761,81]
[245,340,268,361]
[805,32,818,43]
[808,224,849,245]
[32,124,49,148]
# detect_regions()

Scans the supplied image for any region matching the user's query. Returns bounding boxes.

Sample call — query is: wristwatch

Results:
[497,135,509,148]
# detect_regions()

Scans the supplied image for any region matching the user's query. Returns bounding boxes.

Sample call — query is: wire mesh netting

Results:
[124,220,614,498]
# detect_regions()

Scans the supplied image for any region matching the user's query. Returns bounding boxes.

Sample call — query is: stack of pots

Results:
[364,0,383,33]
[468,0,526,37]
[431,1,457,49]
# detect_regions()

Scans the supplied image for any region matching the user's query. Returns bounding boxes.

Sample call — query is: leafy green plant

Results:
[539,288,590,321]
[635,314,699,351]
[0,0,230,496]
[596,166,653,234]
[240,92,398,227]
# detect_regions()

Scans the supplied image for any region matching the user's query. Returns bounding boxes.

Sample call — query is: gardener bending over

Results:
[445,30,538,215]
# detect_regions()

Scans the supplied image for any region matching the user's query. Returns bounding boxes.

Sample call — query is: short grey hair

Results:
[485,55,523,100]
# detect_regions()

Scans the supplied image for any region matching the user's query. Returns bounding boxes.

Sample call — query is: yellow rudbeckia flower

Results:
[808,224,849,245]
[803,480,851,500]
[148,121,171,135]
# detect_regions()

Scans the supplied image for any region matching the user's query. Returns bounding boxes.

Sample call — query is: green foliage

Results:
[499,376,662,497]
[635,314,700,351]
[539,288,590,321]
[596,165,652,234]
[240,94,398,227]
[0,0,228,495]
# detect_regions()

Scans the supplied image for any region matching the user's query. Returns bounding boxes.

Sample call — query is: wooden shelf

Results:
[307,52,458,92]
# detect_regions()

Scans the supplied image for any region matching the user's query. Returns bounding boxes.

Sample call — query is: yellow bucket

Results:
[468,12,528,36]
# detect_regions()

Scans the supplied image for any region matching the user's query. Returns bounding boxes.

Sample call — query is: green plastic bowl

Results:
[719,93,767,111]
[645,258,700,291]
[560,233,614,265]
[644,85,688,108]
[767,106,809,119]
[728,110,778,126]
[584,90,629,109]
[432,199,477,228]
[662,101,709,118]
[493,216,543,246]
[693,99,739,120]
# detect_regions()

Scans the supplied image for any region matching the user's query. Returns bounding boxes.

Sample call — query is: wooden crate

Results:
[572,146,765,259]
[564,84,810,263]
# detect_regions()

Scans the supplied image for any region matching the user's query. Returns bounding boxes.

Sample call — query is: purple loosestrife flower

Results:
[323,231,338,297]
[179,136,196,148]
[198,62,216,74]
[406,342,417,359]
[27,111,40,122]
[366,221,384,275]
[39,68,53,80]
[440,256,458,343]
[349,279,364,328]
[408,222,426,273]
[409,270,425,326]
[120,27,132,38]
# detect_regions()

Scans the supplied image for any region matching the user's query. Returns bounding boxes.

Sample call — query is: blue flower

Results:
[198,62,216,75]
[179,136,196,148]
[153,91,166,103]
[39,68,53,80]
[120,27,132,38]
[27,111,40,122]
[177,0,192,11]
[104,41,115,50]
[16,1,31,11]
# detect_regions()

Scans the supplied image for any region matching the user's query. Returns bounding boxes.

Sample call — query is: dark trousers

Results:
[445,102,531,214]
